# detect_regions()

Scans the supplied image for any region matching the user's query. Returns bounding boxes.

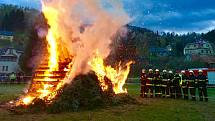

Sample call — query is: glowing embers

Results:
[16,60,71,106]
[22,96,35,105]
[88,51,133,94]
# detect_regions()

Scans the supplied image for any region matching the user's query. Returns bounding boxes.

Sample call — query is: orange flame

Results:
[16,3,63,106]
[88,51,133,94]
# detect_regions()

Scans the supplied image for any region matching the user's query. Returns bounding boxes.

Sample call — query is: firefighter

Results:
[140,69,147,98]
[161,70,169,98]
[172,73,182,99]
[197,70,208,101]
[188,70,197,101]
[166,71,174,97]
[168,71,175,98]
[147,69,154,98]
[154,69,162,97]
[181,70,189,100]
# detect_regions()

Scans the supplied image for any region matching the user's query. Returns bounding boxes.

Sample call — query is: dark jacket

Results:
[197,74,208,87]
[188,74,196,88]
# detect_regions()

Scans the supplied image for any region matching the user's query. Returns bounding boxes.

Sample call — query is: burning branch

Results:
[88,51,134,94]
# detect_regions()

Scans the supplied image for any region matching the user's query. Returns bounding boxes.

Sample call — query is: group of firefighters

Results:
[140,69,208,101]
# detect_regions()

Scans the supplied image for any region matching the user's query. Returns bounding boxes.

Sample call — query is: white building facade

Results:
[184,40,214,56]
[0,47,23,74]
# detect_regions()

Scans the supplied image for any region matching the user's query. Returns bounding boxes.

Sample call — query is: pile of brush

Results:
[11,72,137,114]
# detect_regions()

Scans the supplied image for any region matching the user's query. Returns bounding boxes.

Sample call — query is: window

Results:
[5,66,8,71]
[2,66,5,71]
[9,49,13,54]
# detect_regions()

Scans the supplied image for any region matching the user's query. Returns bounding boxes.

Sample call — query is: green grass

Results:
[0,84,215,121]
[0,84,26,103]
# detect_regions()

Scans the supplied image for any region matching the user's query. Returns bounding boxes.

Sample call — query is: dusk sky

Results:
[0,0,215,34]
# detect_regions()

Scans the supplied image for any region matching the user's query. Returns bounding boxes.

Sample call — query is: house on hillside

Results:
[184,40,214,56]
[0,47,23,74]
[150,46,173,56]
[0,31,14,42]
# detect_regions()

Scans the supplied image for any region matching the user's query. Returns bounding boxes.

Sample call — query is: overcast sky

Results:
[0,0,215,34]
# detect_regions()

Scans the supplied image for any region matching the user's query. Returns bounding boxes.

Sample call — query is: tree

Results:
[1,8,25,31]
[203,30,215,45]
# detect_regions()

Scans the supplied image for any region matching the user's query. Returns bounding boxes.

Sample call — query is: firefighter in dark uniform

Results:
[161,70,169,98]
[147,69,154,98]
[188,70,197,101]
[172,73,182,99]
[166,71,174,97]
[168,71,175,98]
[154,69,162,97]
[140,69,147,98]
[197,70,208,101]
[181,70,189,100]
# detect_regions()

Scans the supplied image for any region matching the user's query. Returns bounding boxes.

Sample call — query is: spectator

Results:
[9,72,16,82]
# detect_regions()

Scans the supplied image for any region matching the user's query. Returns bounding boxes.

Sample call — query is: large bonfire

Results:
[15,0,133,108]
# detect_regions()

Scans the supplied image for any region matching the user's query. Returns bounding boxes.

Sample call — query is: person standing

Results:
[9,72,16,83]
[140,69,147,98]
[173,73,182,99]
[147,69,154,98]
[169,71,175,98]
[154,69,162,97]
[161,70,168,98]
[166,71,174,97]
[188,70,197,101]
[181,70,189,100]
[197,70,208,102]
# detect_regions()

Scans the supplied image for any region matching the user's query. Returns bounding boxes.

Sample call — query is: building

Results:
[0,31,14,42]
[150,46,173,56]
[0,47,23,74]
[184,40,214,56]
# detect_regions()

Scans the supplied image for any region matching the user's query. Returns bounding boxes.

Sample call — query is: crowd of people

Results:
[140,69,208,101]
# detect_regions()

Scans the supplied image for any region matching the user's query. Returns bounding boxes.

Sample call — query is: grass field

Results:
[0,84,214,121]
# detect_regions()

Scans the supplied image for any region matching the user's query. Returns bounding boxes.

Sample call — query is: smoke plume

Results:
[41,0,131,83]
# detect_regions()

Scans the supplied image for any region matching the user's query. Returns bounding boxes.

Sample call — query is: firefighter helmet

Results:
[155,69,159,72]
[169,70,173,74]
[189,70,194,73]
[199,70,203,73]
[163,70,167,73]
[142,69,146,73]
[181,70,185,73]
[149,69,153,72]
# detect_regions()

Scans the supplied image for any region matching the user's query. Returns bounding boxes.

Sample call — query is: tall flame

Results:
[16,3,62,106]
[88,51,133,94]
[42,1,59,71]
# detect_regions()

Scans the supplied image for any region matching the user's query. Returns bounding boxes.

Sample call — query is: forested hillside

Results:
[0,4,39,50]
